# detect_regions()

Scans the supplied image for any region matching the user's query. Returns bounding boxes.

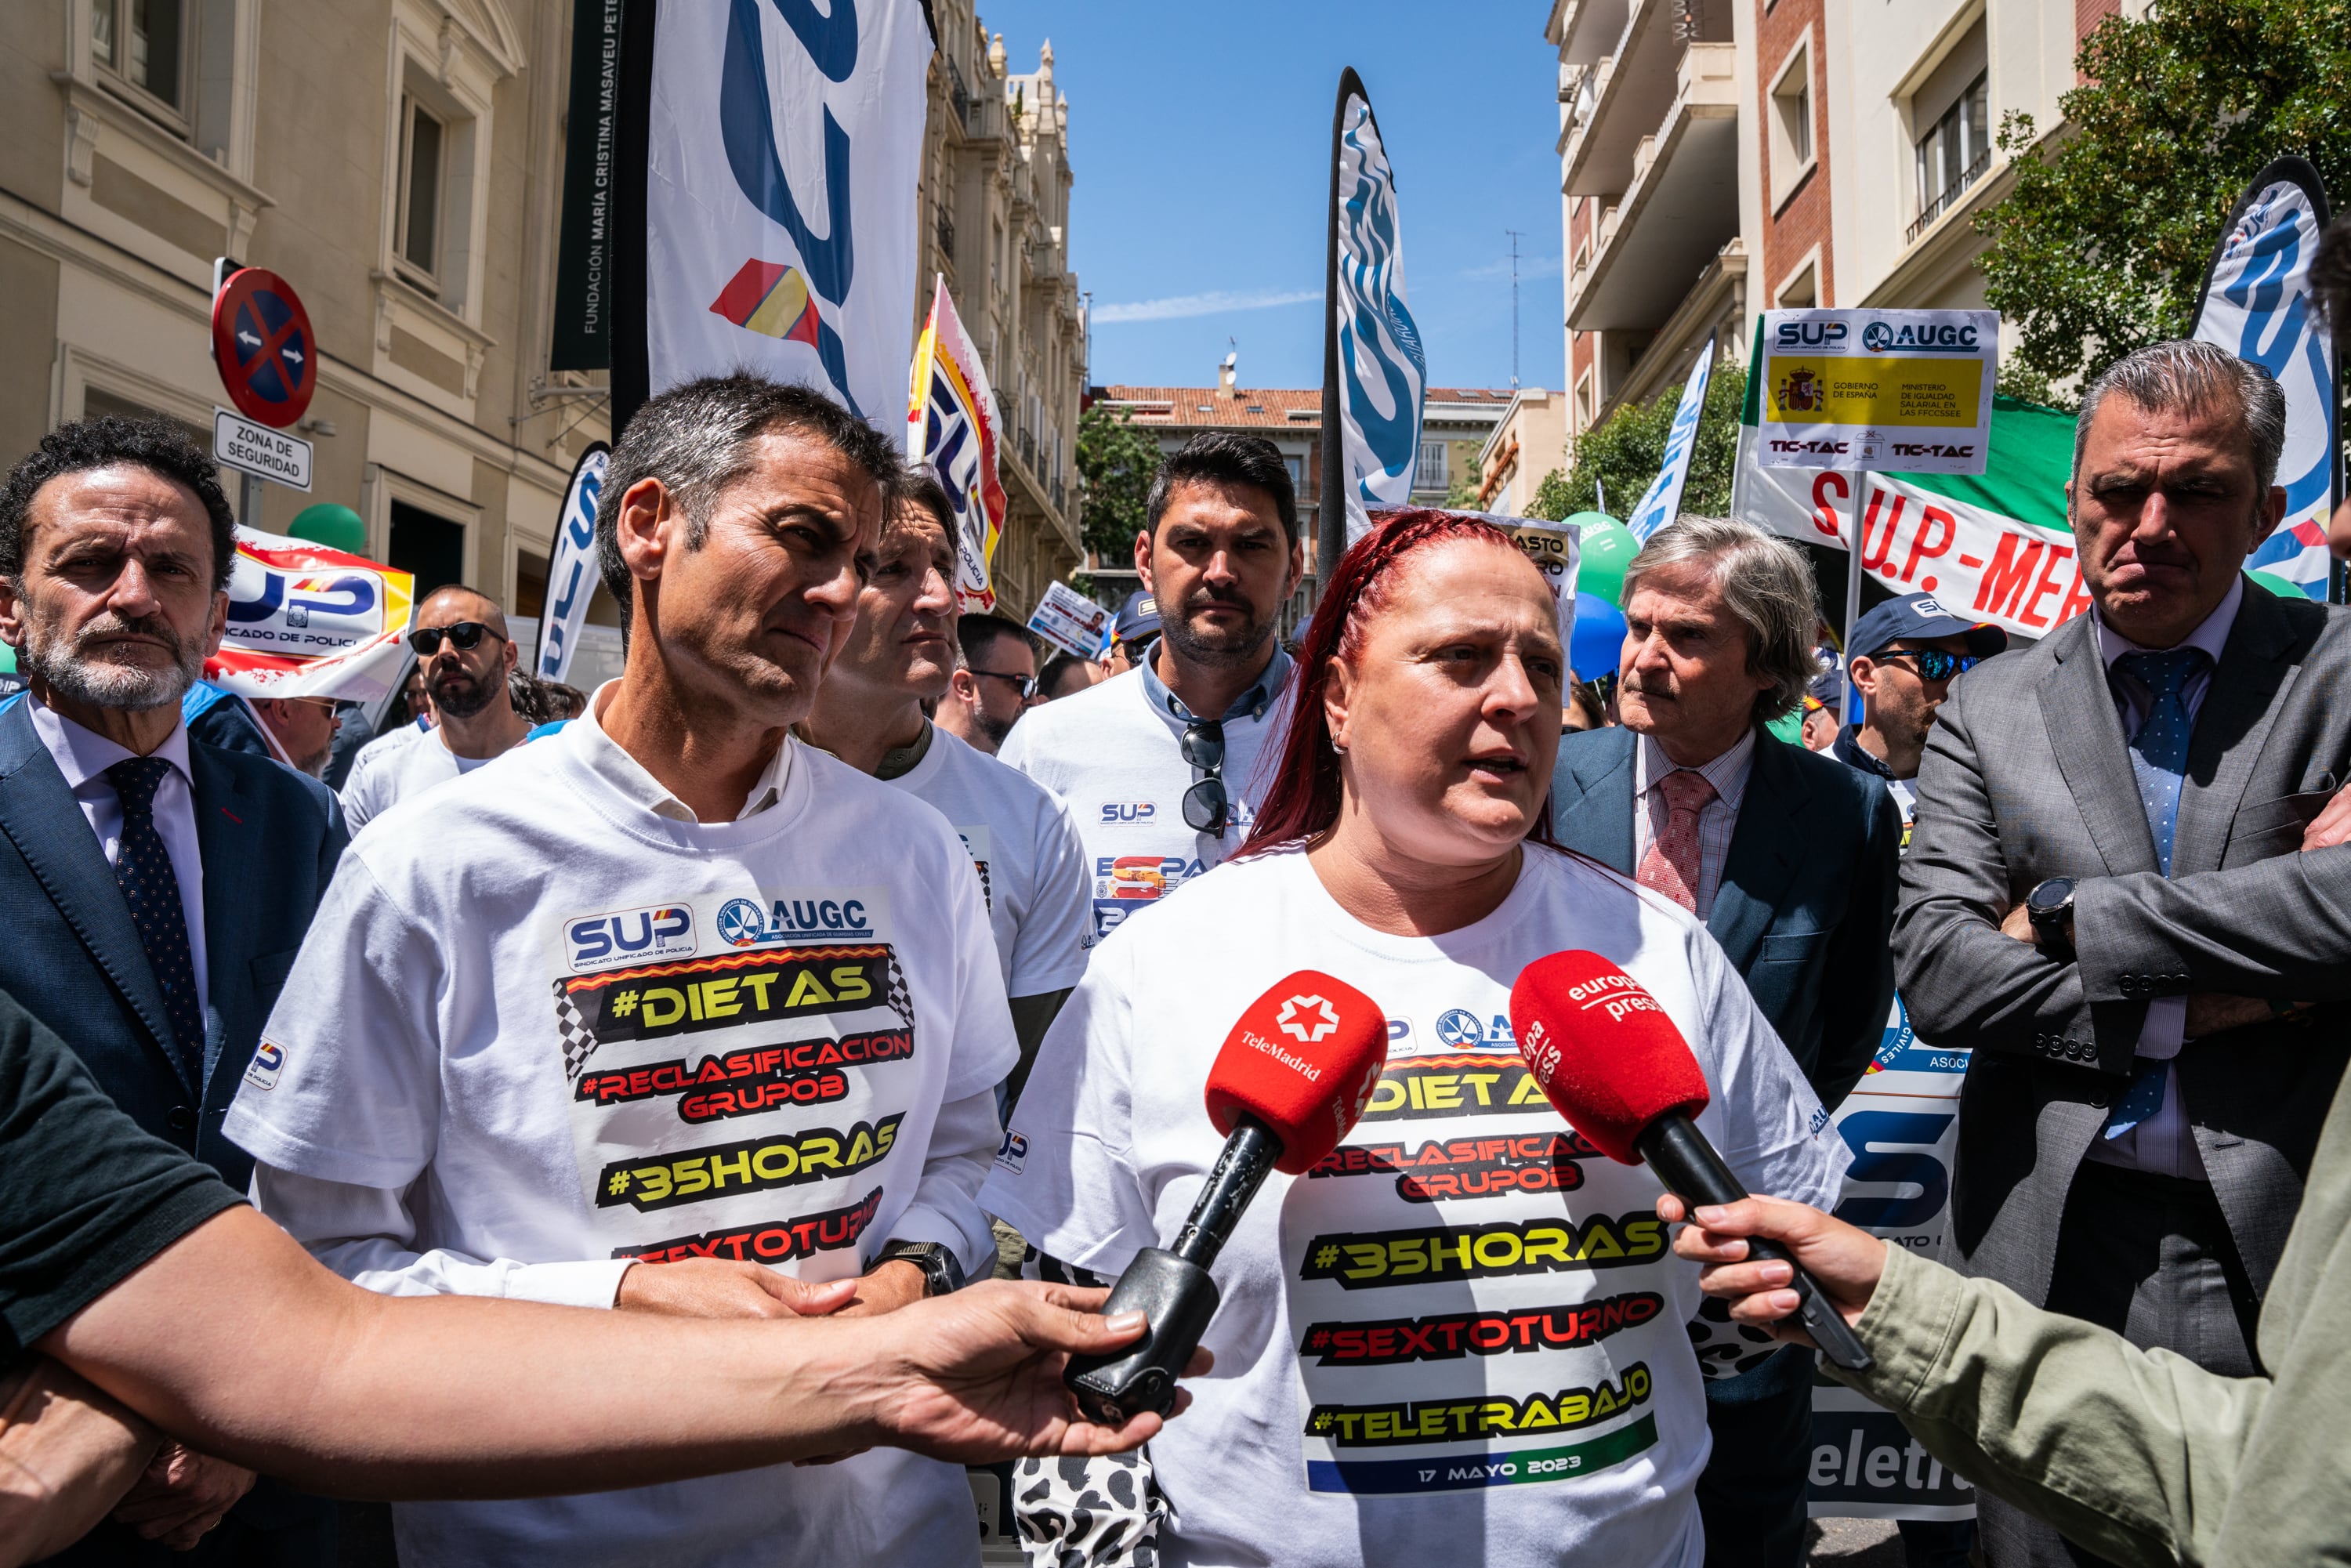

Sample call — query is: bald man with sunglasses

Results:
[339,585,534,832]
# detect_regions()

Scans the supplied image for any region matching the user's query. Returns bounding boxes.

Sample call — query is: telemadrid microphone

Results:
[1507,950,1873,1372]
[1063,971,1389,1424]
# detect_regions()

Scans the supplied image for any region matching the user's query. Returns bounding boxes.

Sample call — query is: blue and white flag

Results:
[2191,157,2338,596]
[534,442,610,684]
[1328,71,1425,545]
[1625,339,1715,544]
[626,0,930,429]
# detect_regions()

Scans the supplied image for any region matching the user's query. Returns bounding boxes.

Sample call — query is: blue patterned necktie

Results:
[2103,646,2210,1140]
[107,758,205,1087]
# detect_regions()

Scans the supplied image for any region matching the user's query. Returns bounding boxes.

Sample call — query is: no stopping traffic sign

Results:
[211,267,317,429]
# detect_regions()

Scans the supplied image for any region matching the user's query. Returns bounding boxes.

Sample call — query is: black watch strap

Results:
[874,1239,965,1296]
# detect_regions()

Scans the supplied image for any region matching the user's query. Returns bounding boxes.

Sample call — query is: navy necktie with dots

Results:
[107,758,204,1087]
[2103,646,2211,1142]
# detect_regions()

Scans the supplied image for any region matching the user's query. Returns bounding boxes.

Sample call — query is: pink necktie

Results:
[1638,768,1718,914]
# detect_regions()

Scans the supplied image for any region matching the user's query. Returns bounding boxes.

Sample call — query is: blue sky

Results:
[973,2,1567,395]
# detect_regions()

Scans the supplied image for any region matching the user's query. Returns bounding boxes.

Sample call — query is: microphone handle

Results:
[1636,1116,1875,1373]
[1171,1117,1283,1269]
[1064,1117,1288,1425]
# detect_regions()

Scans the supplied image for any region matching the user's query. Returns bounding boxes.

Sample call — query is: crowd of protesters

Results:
[0,219,2347,1568]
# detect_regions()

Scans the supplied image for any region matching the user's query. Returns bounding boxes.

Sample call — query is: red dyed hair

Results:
[1240,508,1558,856]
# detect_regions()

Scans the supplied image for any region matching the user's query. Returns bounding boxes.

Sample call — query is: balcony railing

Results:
[936,211,955,264]
[1907,148,1991,244]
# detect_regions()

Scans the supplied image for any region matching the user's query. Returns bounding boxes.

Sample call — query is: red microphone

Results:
[1509,951,1872,1372]
[1066,972,1389,1423]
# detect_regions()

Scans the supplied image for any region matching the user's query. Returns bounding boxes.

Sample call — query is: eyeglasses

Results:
[1181,719,1227,837]
[1878,647,1978,683]
[408,621,504,656]
[969,668,1038,700]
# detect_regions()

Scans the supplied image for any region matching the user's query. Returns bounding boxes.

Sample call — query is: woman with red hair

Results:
[984,511,1844,1567]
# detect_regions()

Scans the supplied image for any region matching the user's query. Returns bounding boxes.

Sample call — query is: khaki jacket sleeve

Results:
[1836,1245,2269,1568]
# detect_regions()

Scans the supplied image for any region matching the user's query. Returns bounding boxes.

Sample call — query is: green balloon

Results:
[288,502,368,556]
[2247,569,2311,601]
[1568,512,1638,607]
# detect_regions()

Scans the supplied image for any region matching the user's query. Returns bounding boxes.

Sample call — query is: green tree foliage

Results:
[1977,0,2351,386]
[1076,401,1161,567]
[1527,366,1745,522]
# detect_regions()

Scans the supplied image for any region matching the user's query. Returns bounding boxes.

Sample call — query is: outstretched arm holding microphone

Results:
[1662,1079,2351,1568]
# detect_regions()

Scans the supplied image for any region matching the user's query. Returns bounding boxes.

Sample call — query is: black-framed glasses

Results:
[1880,647,1977,683]
[1181,719,1228,837]
[969,668,1038,700]
[408,621,503,656]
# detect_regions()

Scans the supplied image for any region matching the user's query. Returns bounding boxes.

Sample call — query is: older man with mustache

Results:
[0,415,347,1563]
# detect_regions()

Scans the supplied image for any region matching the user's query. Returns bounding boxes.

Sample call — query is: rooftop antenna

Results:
[1505,229,1524,389]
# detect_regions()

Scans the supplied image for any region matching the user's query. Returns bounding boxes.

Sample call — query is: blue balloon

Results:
[1570,592,1626,685]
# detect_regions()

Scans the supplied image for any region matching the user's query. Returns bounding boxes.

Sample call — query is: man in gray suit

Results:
[1894,339,2351,1567]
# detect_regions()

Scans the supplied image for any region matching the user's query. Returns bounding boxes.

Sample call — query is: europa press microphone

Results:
[1506,950,1874,1372]
[1063,971,1389,1424]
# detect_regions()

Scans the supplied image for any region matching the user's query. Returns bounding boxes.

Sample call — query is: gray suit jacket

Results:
[1894,584,2351,1306]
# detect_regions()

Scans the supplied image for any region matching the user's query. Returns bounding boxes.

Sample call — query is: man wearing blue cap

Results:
[1102,589,1158,676]
[1834,593,2009,847]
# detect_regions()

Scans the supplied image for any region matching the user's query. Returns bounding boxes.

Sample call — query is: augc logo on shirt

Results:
[718,896,873,947]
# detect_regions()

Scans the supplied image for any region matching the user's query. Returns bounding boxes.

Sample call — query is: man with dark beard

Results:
[0,416,346,1563]
[998,432,1302,941]
[339,584,533,831]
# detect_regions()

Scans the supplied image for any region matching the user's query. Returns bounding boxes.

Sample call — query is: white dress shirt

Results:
[2084,574,2242,1180]
[574,680,793,822]
[1632,726,1756,922]
[28,695,208,1017]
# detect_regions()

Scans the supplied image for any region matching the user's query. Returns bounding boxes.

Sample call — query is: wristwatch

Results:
[872,1239,967,1297]
[2026,877,2078,961]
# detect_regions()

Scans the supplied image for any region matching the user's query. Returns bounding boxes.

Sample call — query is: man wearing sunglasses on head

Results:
[997,433,1302,943]
[1832,592,2007,846]
[338,585,533,832]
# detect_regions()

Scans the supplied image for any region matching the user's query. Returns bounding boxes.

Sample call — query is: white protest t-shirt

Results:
[339,721,502,832]
[227,716,1015,1568]
[996,666,1288,943]
[982,846,1844,1568]
[889,724,1092,996]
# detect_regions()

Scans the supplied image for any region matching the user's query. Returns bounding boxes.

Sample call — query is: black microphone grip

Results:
[1064,1119,1283,1424]
[1636,1117,1875,1373]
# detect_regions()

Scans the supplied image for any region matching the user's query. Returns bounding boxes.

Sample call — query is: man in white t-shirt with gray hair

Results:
[997,431,1303,943]
[800,472,1090,1110]
[228,374,1016,1567]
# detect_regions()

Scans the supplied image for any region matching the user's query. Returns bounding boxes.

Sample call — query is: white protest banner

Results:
[632,0,930,427]
[534,441,610,685]
[1625,339,1714,544]
[1324,68,1425,548]
[2191,157,2338,596]
[1026,581,1112,662]
[907,277,1009,611]
[1808,996,1973,1523]
[206,527,417,702]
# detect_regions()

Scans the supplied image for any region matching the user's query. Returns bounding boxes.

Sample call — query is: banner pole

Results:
[1843,471,1866,729]
[1316,71,1357,607]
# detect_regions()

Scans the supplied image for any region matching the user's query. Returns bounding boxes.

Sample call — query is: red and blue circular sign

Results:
[210,267,316,428]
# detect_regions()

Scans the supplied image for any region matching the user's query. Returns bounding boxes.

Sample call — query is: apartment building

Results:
[0,0,1081,639]
[1549,0,2138,444]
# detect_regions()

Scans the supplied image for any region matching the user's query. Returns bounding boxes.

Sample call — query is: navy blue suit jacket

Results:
[0,698,346,1190]
[1551,725,1900,1107]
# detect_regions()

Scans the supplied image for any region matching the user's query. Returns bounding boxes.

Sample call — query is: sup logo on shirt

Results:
[565,904,696,973]
[242,1039,284,1092]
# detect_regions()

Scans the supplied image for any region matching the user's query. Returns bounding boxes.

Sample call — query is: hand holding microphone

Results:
[1507,951,1874,1372]
[1063,972,1390,1425]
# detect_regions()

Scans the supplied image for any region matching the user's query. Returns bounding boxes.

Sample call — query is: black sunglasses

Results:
[408,621,504,656]
[969,668,1038,700]
[1878,647,1977,683]
[1181,719,1227,837]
